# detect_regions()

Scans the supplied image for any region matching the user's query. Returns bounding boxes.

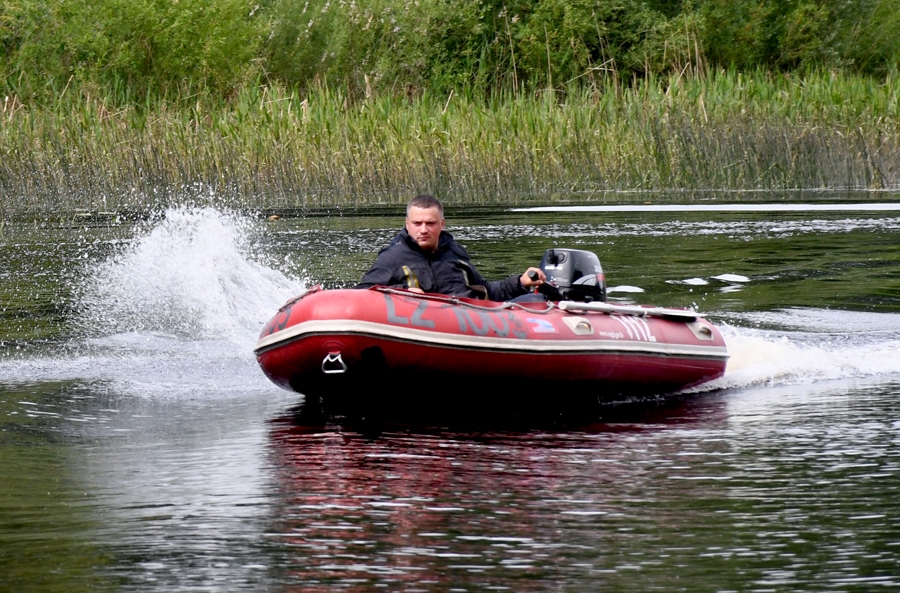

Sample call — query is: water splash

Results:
[77,207,301,344]
[705,309,900,391]
[1,207,305,398]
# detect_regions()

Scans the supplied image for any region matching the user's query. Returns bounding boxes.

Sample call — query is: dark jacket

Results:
[356,229,527,301]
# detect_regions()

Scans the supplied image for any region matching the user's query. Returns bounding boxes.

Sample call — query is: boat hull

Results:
[255,287,729,415]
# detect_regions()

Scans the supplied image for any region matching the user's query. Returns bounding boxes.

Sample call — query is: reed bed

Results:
[1,69,899,216]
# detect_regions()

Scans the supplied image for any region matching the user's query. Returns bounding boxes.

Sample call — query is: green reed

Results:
[1,69,898,216]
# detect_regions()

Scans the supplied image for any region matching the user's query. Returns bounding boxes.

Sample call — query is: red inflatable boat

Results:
[255,284,729,416]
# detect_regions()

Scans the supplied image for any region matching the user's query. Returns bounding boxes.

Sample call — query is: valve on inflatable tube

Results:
[534,248,607,302]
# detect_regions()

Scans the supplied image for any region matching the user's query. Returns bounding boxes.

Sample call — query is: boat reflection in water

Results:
[263,393,731,590]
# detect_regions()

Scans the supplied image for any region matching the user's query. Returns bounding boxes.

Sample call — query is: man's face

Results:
[405,206,444,252]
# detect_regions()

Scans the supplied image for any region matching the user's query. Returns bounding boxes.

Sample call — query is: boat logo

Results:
[597,331,625,339]
[612,315,657,342]
[526,318,558,333]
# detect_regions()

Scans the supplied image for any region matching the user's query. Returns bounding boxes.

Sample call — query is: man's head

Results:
[405,194,445,252]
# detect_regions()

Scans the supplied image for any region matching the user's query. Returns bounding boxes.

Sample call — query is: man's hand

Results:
[520,267,545,289]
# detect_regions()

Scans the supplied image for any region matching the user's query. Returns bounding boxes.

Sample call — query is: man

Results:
[357,195,545,300]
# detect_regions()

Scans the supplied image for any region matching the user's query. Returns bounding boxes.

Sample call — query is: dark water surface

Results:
[2,204,900,591]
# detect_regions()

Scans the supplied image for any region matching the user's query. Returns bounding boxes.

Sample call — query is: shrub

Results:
[701,0,900,74]
[0,0,266,103]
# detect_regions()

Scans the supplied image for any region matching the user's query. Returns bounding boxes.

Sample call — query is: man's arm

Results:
[482,267,545,301]
[357,247,400,288]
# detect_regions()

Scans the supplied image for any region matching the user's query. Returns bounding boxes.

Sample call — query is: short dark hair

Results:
[407,194,443,218]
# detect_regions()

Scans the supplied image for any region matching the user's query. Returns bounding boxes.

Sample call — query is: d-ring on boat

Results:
[255,249,729,418]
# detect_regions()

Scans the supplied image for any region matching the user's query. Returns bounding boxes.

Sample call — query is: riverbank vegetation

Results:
[1,0,898,214]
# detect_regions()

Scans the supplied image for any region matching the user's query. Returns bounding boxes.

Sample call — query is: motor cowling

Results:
[539,248,607,302]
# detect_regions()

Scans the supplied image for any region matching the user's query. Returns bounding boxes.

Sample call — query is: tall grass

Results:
[1,69,898,215]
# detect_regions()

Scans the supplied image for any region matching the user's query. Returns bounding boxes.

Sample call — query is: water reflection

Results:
[721,380,900,589]
[261,380,900,591]
[263,395,734,590]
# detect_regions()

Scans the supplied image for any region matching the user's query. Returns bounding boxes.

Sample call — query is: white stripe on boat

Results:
[255,319,729,360]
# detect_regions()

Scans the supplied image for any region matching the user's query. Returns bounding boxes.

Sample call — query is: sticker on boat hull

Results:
[527,318,558,333]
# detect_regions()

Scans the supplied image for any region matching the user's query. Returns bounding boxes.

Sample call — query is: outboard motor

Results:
[539,248,607,302]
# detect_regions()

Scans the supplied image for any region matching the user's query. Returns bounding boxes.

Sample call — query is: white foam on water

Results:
[607,285,645,293]
[700,309,900,392]
[665,273,751,290]
[1,207,305,398]
[77,206,300,342]
[711,274,750,283]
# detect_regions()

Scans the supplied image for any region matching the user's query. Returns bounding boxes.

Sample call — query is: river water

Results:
[2,202,900,592]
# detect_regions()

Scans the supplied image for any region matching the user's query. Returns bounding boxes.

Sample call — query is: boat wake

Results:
[1,208,898,400]
[701,309,900,392]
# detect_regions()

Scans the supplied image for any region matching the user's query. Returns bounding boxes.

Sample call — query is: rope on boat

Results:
[374,287,558,314]
[374,287,702,321]
[282,286,702,321]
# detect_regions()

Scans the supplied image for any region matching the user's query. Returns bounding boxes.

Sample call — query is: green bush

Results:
[1,0,897,105]
[702,0,900,74]
[263,0,501,95]
[837,0,900,74]
[0,0,265,103]
[262,0,680,95]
